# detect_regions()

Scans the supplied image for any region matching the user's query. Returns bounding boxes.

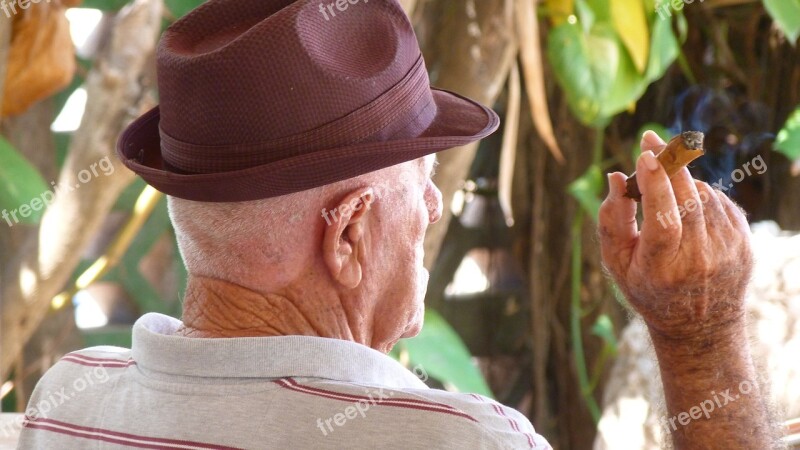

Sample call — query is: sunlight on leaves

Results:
[611,0,650,74]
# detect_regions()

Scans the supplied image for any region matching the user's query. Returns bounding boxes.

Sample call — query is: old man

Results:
[18,0,774,449]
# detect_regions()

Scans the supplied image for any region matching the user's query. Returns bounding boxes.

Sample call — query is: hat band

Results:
[159,55,436,174]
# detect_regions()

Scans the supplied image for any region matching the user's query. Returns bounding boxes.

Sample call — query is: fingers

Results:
[695,182,727,246]
[670,168,706,238]
[598,172,638,270]
[716,190,751,237]
[641,130,667,153]
[637,150,681,256]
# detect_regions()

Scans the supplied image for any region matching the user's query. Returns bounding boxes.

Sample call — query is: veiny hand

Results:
[598,131,754,340]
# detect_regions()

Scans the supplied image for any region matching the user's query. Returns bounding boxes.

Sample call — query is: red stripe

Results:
[283,378,457,410]
[63,353,133,363]
[492,403,520,432]
[60,353,136,368]
[475,394,535,448]
[25,417,243,450]
[60,357,136,368]
[281,378,458,410]
[25,422,194,450]
[276,378,477,423]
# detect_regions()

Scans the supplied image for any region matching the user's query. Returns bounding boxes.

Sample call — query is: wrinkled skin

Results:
[600,131,753,339]
[598,131,775,450]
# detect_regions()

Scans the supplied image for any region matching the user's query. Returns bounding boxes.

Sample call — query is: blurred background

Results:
[0,0,799,448]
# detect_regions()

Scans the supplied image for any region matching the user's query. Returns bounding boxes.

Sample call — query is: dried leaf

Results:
[498,63,521,226]
[516,0,566,163]
[2,2,76,117]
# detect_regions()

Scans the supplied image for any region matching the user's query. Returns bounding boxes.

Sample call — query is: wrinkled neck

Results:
[175,275,355,341]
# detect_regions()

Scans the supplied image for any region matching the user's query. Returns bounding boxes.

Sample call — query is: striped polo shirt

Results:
[17,313,551,449]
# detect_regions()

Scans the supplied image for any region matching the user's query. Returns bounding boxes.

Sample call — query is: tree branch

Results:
[1,0,163,380]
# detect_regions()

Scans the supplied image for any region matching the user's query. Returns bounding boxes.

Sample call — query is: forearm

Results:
[650,316,775,449]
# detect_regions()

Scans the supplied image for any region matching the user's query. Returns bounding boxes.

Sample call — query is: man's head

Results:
[117,0,497,350]
[169,155,441,350]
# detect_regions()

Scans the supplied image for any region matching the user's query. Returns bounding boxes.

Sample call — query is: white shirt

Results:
[17,313,551,449]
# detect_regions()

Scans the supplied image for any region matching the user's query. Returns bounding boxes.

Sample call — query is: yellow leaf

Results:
[545,0,574,26]
[611,0,650,74]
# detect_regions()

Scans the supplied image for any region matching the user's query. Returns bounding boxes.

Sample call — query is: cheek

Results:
[424,181,443,224]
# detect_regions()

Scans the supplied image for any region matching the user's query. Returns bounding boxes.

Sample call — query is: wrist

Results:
[648,314,753,381]
[636,288,748,343]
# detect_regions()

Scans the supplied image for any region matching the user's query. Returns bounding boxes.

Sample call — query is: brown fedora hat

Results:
[117,0,500,202]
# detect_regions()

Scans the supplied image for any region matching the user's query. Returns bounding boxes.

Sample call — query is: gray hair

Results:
[167,160,417,286]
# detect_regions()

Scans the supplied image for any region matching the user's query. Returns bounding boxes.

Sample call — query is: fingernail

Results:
[642,151,659,172]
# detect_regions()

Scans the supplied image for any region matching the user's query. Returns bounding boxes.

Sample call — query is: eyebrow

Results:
[429,157,439,177]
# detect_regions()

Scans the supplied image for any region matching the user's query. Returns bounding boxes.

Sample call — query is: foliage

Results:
[568,164,604,220]
[0,137,48,225]
[763,0,800,44]
[80,0,129,10]
[396,309,494,398]
[546,0,682,127]
[164,0,207,18]
[776,107,800,160]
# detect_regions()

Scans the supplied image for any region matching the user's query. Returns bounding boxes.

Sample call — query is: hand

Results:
[598,131,754,340]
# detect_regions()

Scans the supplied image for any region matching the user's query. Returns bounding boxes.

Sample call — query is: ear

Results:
[322,188,375,289]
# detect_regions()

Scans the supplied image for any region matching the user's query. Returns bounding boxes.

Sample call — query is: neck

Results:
[176,275,356,341]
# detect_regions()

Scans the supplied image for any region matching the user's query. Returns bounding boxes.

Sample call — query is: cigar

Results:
[624,131,705,202]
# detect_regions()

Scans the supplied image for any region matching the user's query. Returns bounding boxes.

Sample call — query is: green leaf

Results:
[775,107,800,160]
[574,0,596,32]
[600,37,647,118]
[568,164,604,220]
[590,314,618,353]
[165,0,207,19]
[584,0,611,22]
[764,0,800,44]
[401,309,493,398]
[548,22,620,126]
[642,0,657,21]
[79,0,130,10]
[611,0,650,74]
[644,11,680,82]
[0,137,49,225]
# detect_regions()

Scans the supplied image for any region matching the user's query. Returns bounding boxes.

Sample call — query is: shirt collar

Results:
[131,313,427,389]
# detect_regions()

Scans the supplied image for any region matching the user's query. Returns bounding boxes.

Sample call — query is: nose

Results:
[425,180,443,224]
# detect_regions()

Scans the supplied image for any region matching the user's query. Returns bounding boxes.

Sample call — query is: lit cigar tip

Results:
[680,131,705,151]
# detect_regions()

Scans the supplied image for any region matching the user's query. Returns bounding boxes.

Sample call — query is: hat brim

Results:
[117,88,500,202]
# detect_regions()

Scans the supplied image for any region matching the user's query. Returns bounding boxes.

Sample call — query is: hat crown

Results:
[117,0,498,203]
[157,0,423,151]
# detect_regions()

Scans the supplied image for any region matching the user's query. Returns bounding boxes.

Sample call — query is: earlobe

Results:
[322,188,373,289]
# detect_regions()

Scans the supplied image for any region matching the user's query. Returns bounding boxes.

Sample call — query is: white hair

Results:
[168,160,419,285]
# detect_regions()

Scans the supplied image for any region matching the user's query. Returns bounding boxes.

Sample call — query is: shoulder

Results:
[25,346,133,419]
[301,379,552,449]
[411,389,551,449]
